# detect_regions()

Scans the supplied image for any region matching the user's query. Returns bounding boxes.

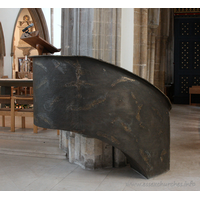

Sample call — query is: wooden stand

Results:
[20,31,61,55]
[189,86,200,105]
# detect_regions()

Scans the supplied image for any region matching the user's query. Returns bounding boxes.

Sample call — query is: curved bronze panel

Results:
[31,55,171,179]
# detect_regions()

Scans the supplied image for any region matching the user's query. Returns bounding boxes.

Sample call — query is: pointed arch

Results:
[0,22,6,77]
[11,8,50,56]
[28,8,50,42]
[0,22,6,57]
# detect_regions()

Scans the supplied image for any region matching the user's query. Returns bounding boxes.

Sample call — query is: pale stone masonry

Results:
[60,8,126,169]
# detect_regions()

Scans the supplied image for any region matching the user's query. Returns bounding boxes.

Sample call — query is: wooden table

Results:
[0,79,33,96]
[0,79,55,134]
[0,79,35,132]
[189,85,200,105]
[0,79,33,87]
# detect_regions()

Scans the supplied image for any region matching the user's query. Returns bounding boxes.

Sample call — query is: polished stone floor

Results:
[0,104,200,191]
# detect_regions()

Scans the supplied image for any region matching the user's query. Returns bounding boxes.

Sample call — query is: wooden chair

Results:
[0,95,11,127]
[0,93,21,128]
[0,77,18,127]
[1,75,20,95]
[10,87,38,133]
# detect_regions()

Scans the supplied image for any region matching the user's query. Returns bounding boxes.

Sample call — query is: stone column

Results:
[149,29,156,84]
[60,8,126,170]
[140,9,148,80]
[133,8,148,80]
[159,8,170,92]
[147,8,160,84]
[133,8,141,76]
[165,9,174,85]
[154,23,162,89]
[153,8,172,92]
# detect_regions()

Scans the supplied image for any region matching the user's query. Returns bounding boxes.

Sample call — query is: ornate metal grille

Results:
[174,8,200,13]
[180,22,190,35]
[180,41,189,70]
[174,16,200,103]
[194,22,200,35]
[180,76,189,94]
[193,41,200,69]
[192,75,200,85]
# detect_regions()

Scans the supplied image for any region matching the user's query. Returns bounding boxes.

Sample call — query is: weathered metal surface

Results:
[31,55,171,179]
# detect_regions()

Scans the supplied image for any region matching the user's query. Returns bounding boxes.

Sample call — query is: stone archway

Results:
[11,8,50,57]
[0,22,6,78]
[11,8,50,78]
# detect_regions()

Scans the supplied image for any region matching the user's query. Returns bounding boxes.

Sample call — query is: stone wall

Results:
[60,8,126,170]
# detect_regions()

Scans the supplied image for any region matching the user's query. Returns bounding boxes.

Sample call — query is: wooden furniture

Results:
[0,79,33,87]
[0,95,11,127]
[0,79,59,134]
[0,77,19,127]
[0,95,33,129]
[0,78,33,96]
[0,79,36,132]
[189,86,200,105]
[10,89,37,133]
[20,31,61,55]
[16,72,33,79]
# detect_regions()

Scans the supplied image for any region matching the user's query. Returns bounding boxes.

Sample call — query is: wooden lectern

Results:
[20,31,61,55]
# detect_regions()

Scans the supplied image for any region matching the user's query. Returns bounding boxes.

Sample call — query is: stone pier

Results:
[59,8,126,169]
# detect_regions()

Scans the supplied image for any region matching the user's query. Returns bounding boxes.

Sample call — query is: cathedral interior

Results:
[0,8,199,194]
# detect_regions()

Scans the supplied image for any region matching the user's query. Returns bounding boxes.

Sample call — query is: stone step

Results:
[0,126,59,144]
[0,117,65,159]
[0,131,59,144]
[0,138,66,160]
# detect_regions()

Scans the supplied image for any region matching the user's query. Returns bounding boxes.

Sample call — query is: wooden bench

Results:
[189,86,200,105]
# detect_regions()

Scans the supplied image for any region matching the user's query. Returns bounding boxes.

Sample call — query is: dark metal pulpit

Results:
[31,55,171,179]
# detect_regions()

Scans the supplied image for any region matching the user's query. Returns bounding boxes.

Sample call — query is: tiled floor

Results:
[0,104,200,191]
